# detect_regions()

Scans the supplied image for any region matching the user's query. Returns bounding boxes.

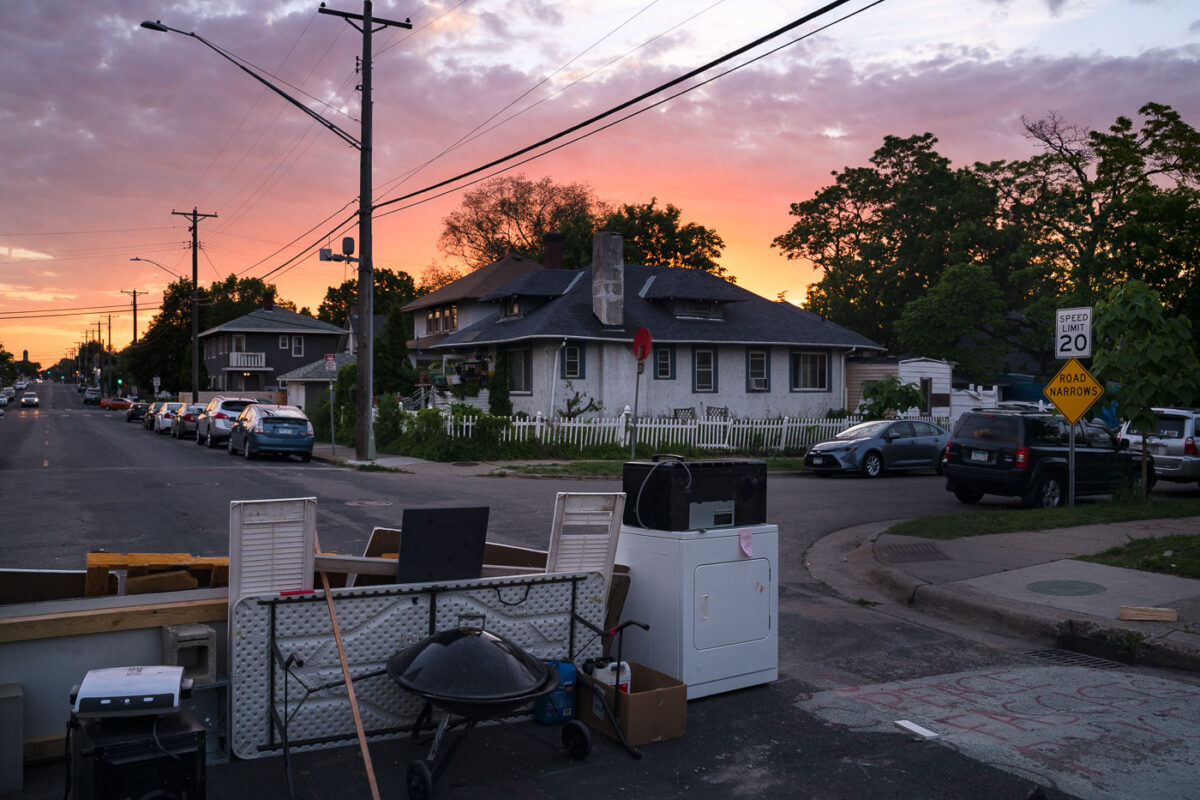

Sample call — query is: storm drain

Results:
[1022,648,1124,669]
[876,542,951,564]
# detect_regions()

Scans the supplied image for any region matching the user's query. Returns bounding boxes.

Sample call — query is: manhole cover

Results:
[876,542,951,564]
[345,500,393,507]
[1026,579,1106,596]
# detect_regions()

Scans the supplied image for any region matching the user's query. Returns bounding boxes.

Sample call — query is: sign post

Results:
[630,328,652,461]
[324,354,338,455]
[1043,357,1104,505]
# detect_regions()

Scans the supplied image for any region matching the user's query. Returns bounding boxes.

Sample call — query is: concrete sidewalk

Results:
[809,516,1200,671]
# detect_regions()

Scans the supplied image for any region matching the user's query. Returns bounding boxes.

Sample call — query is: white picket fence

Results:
[438,408,949,453]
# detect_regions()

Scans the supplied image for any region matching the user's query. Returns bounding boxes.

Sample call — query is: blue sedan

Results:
[227,404,314,462]
[804,419,949,478]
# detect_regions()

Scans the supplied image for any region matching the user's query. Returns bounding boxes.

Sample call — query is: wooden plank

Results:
[1118,606,1178,622]
[84,566,111,597]
[86,553,229,568]
[125,570,199,595]
[23,733,65,765]
[0,597,227,643]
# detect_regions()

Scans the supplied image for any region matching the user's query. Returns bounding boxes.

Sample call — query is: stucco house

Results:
[198,299,345,393]
[431,231,883,419]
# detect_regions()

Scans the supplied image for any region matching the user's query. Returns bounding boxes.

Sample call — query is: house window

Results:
[678,299,721,319]
[426,309,438,334]
[654,346,675,380]
[292,336,304,358]
[693,347,717,393]
[746,349,769,392]
[503,297,521,318]
[920,377,933,414]
[509,348,532,393]
[279,335,289,350]
[790,352,828,391]
[446,305,458,332]
[232,334,245,353]
[561,342,585,379]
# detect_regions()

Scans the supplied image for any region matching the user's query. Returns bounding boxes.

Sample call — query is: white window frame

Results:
[747,349,769,392]
[790,351,828,392]
[279,335,289,350]
[292,336,304,358]
[693,348,716,393]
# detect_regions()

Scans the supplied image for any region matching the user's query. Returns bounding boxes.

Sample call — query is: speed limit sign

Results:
[1055,307,1092,359]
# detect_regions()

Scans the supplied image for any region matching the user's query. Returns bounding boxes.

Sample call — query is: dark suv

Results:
[943,410,1150,507]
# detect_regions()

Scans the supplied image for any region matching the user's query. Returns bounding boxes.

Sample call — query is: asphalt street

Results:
[4,382,1200,799]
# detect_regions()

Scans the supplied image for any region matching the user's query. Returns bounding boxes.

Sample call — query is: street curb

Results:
[844,531,1200,673]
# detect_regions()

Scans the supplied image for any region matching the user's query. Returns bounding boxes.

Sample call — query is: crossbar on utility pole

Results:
[172,207,217,402]
[319,1,411,463]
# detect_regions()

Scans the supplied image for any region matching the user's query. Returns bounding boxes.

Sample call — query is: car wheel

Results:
[300,453,312,463]
[861,451,884,478]
[195,429,204,445]
[1029,474,1064,508]
[243,439,254,460]
[953,487,983,504]
[206,431,216,449]
[227,436,236,455]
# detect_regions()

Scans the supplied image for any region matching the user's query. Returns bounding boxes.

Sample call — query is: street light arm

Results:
[129,256,184,281]
[139,20,362,150]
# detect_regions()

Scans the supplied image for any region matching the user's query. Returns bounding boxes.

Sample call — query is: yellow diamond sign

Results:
[1043,357,1104,424]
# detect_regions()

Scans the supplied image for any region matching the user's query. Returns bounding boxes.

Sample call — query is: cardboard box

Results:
[577,662,686,747]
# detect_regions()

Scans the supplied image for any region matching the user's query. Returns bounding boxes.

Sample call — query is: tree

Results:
[601,198,730,278]
[317,268,421,327]
[374,310,416,395]
[773,134,1000,352]
[0,343,15,384]
[202,275,294,330]
[438,174,607,270]
[488,352,512,416]
[859,375,927,420]
[1093,280,1200,498]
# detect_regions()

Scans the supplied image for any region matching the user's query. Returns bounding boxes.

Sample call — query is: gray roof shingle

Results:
[199,307,344,338]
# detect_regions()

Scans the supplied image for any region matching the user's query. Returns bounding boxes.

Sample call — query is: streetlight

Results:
[129,256,183,280]
[132,255,197,399]
[141,5,410,461]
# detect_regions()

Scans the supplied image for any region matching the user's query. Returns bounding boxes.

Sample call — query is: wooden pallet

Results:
[84,552,230,597]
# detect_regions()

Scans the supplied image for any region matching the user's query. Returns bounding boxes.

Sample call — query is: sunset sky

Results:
[2,0,1197,367]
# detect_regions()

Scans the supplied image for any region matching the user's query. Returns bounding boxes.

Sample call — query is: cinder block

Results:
[0,683,22,793]
[162,623,218,685]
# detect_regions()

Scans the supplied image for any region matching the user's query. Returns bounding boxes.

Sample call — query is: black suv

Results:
[943,410,1150,507]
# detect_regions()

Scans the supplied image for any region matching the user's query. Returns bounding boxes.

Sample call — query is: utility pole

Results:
[319,1,411,462]
[107,315,113,395]
[172,207,217,402]
[121,289,146,343]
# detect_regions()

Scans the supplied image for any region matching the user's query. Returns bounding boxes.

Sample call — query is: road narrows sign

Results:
[1043,357,1104,424]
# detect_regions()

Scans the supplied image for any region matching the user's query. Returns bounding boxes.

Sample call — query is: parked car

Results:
[153,402,185,435]
[943,410,1150,508]
[20,391,39,408]
[804,419,949,478]
[227,404,314,462]
[14,381,26,391]
[100,396,133,411]
[82,387,102,405]
[0,394,7,407]
[126,402,150,423]
[143,402,165,430]
[196,396,259,448]
[1118,408,1200,486]
[171,403,206,439]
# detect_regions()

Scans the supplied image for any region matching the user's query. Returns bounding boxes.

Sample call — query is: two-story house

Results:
[198,298,345,394]
[431,231,884,419]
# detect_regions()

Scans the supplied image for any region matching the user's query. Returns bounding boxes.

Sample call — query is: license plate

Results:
[277,426,296,435]
[811,456,826,465]
[970,450,988,463]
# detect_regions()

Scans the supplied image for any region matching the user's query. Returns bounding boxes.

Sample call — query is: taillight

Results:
[215,412,229,420]
[1015,447,1030,468]
[253,420,264,434]
[305,422,314,435]
[1186,437,1198,457]
[943,439,951,461]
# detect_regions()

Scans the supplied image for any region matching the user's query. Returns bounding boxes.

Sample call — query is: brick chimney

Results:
[543,231,564,269]
[263,291,275,311]
[591,231,623,327]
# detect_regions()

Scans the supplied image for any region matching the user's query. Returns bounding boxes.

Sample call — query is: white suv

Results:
[196,396,259,448]
[1119,408,1200,485]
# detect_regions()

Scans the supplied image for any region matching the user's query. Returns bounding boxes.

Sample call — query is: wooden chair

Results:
[545,492,626,592]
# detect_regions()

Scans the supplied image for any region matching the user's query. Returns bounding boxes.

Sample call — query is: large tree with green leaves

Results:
[317,268,421,327]
[0,343,15,384]
[1093,280,1200,498]
[439,174,607,270]
[601,198,729,278]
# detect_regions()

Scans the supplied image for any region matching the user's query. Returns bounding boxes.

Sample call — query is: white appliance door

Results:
[693,558,772,650]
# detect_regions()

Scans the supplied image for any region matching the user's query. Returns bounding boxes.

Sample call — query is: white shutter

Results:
[228,497,316,604]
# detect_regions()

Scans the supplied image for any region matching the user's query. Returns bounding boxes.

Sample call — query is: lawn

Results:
[1079,534,1200,580]
[888,497,1200,540]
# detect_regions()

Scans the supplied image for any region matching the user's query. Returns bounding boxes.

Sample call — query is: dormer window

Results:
[676,298,722,319]
[503,297,521,318]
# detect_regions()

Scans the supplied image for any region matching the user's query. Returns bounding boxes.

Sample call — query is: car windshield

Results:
[1128,417,1187,439]
[223,401,254,413]
[834,421,891,440]
[265,408,307,419]
[955,414,1022,444]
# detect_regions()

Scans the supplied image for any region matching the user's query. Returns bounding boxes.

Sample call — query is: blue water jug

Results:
[535,661,577,725]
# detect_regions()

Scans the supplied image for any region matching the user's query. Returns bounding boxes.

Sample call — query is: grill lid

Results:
[386,621,552,702]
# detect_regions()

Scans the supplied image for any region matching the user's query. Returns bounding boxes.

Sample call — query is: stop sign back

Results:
[632,328,652,360]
